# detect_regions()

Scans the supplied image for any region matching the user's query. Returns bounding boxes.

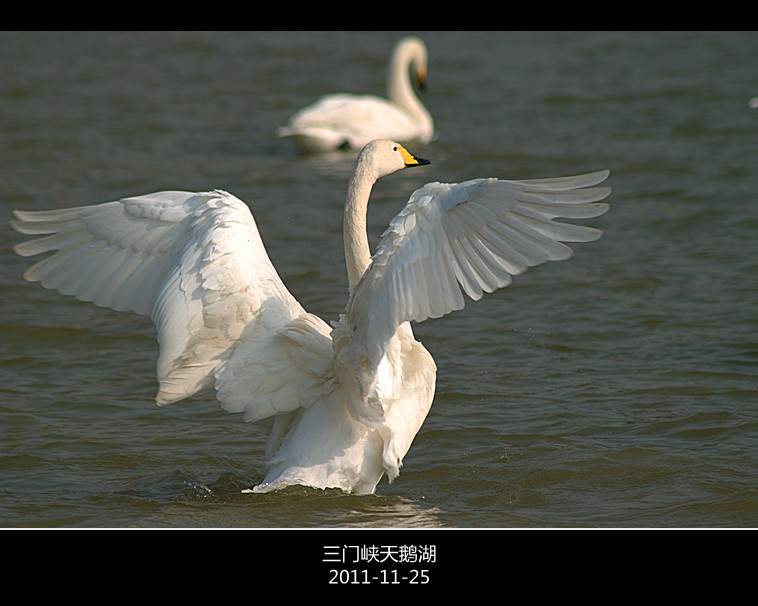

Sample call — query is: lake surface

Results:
[1,31,757,529]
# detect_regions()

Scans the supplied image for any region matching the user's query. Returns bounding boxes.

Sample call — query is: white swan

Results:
[277,37,434,152]
[12,139,610,495]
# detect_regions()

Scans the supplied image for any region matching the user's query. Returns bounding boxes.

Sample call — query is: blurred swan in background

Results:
[12,139,610,494]
[277,37,434,152]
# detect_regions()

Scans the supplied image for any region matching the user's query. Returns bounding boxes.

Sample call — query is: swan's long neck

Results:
[386,42,432,133]
[344,160,378,286]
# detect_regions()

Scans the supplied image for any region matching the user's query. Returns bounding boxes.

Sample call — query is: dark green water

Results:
[1,31,757,528]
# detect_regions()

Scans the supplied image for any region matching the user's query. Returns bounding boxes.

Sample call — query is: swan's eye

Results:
[393,146,398,152]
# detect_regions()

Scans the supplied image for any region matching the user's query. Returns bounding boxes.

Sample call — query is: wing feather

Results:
[345,170,610,378]
[12,190,331,416]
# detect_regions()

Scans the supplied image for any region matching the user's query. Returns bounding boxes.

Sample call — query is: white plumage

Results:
[277,37,434,152]
[12,139,610,494]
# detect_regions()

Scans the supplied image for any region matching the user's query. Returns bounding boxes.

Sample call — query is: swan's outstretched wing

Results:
[12,190,327,414]
[345,170,611,386]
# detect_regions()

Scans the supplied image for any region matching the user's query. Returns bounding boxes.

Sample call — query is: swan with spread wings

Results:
[12,140,610,494]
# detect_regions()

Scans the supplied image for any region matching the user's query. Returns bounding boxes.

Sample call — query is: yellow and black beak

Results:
[397,145,431,168]
[415,67,427,92]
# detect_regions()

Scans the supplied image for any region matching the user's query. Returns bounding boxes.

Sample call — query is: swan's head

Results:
[393,36,428,91]
[356,139,430,180]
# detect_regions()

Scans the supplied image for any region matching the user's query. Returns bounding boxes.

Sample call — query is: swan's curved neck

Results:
[386,47,431,130]
[343,161,377,286]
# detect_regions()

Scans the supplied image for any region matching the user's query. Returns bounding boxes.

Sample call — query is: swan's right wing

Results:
[344,170,611,390]
[12,190,321,413]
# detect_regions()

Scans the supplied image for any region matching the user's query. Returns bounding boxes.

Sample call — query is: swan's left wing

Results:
[344,170,611,387]
[12,190,311,408]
